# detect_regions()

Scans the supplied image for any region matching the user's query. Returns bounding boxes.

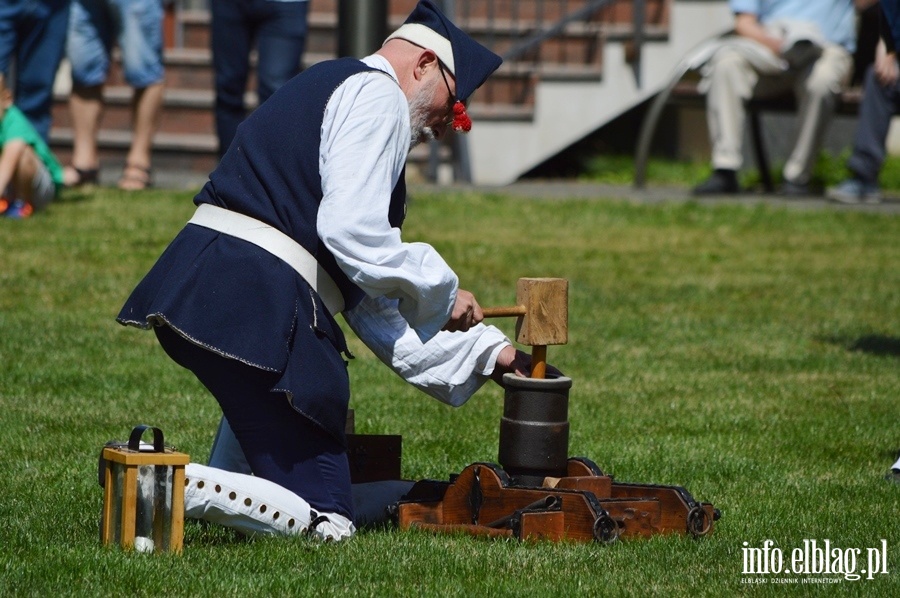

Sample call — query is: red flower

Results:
[451,101,472,133]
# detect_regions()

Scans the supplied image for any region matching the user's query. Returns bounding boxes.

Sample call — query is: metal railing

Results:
[438,0,649,182]
[443,0,645,69]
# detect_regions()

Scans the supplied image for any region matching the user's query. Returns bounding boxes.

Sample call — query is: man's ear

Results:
[413,49,439,81]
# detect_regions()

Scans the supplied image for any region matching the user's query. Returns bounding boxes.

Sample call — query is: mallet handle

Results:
[531,345,547,379]
[482,305,527,318]
[482,306,548,379]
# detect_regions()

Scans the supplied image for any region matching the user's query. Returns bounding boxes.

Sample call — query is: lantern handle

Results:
[128,425,165,452]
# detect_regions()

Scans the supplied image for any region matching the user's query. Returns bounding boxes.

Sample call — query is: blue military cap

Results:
[385,0,503,103]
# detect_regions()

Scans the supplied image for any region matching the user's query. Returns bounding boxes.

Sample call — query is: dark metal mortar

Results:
[498,373,572,486]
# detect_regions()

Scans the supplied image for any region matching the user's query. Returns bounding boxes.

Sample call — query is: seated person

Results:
[827,29,899,203]
[693,0,859,196]
[0,74,63,218]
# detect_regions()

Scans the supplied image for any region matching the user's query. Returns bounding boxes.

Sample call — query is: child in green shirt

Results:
[0,74,64,218]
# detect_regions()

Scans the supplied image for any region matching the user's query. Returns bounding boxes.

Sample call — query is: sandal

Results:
[118,163,153,191]
[64,166,100,188]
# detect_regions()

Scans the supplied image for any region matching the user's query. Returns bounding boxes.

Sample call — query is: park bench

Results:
[634,39,865,192]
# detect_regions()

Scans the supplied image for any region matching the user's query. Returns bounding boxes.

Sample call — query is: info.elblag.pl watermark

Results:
[741,539,890,584]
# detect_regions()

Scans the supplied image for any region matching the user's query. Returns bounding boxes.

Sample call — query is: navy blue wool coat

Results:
[117,58,408,442]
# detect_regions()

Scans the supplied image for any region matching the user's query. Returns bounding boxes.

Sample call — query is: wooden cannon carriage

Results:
[391,458,718,543]
[352,278,720,543]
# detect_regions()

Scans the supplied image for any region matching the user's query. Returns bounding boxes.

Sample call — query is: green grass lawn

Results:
[1,185,898,596]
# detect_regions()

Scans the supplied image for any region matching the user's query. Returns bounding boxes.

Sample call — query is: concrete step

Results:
[466,0,730,185]
[49,0,673,185]
[99,47,335,92]
[87,38,606,103]
[49,50,608,139]
[174,7,658,69]
[50,127,220,176]
[122,2,669,121]
[177,9,342,56]
[308,0,670,30]
[51,87,222,136]
[49,125,456,184]
[177,1,667,50]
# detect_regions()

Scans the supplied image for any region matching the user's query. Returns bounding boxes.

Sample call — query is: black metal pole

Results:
[632,0,645,86]
[338,0,389,58]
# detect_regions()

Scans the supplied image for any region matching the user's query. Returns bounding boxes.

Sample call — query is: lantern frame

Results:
[100,425,189,553]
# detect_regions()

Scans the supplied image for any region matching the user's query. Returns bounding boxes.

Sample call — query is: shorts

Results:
[31,161,57,212]
[67,0,164,88]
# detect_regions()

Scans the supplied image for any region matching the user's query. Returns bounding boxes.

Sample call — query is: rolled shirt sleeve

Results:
[344,294,512,406]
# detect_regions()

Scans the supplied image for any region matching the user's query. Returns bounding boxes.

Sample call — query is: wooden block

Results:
[515,278,568,346]
[345,409,355,435]
[554,475,613,498]
[397,502,444,527]
[346,434,402,483]
[518,510,566,541]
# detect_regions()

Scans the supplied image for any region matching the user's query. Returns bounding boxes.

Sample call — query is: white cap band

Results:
[385,23,455,74]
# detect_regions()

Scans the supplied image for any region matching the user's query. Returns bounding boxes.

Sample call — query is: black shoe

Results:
[780,180,812,196]
[693,170,739,195]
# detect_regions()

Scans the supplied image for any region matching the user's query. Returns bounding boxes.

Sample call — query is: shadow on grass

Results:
[848,335,900,357]
[823,334,900,357]
[58,187,103,205]
[183,519,253,546]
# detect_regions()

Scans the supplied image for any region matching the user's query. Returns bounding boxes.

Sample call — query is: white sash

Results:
[188,203,345,315]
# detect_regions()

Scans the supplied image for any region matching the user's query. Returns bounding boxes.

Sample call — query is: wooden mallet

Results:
[482,278,568,379]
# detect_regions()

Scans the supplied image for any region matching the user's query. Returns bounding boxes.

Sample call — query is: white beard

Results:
[408,78,439,150]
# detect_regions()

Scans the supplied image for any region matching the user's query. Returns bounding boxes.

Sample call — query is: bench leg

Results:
[748,109,775,193]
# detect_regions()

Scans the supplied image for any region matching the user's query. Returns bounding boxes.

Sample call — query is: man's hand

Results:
[490,345,562,385]
[875,40,899,87]
[442,289,483,332]
[735,13,783,56]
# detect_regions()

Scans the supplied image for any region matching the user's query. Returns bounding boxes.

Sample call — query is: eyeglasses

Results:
[437,62,457,124]
[437,62,456,102]
[438,60,469,130]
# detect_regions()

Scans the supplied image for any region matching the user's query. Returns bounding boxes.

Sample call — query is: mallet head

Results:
[515,278,568,346]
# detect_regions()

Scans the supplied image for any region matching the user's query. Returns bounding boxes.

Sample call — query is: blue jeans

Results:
[846,65,900,184]
[66,0,163,88]
[0,0,72,141]
[212,0,309,156]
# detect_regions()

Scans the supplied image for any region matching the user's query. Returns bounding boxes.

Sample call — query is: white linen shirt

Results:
[319,54,512,407]
[319,55,455,341]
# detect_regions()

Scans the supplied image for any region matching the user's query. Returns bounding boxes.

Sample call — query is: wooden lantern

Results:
[100,425,189,553]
